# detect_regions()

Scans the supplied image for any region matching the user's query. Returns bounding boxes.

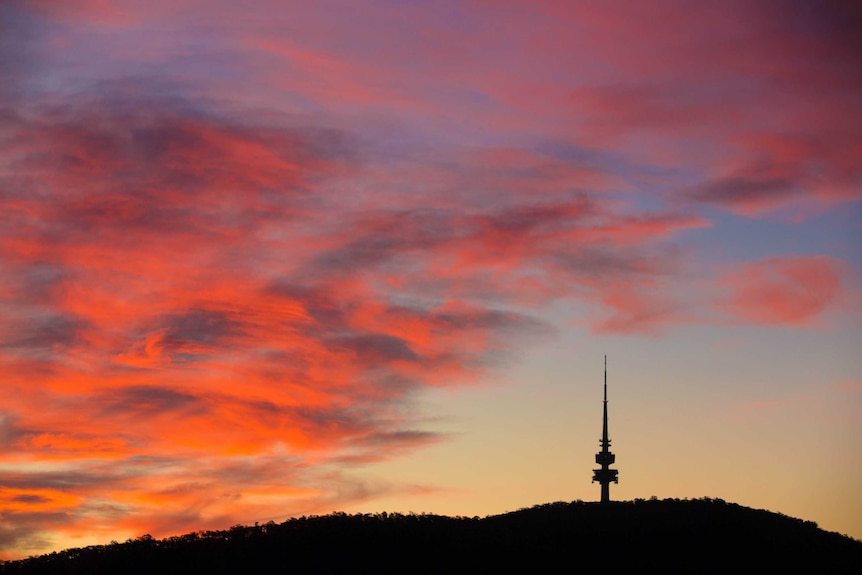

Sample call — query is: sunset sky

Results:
[1,0,861,559]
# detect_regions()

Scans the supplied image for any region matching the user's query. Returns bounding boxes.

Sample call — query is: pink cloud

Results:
[721,256,845,326]
[685,131,862,217]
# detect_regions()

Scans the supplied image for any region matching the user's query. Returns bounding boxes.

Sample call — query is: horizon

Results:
[1,0,860,559]
[5,498,860,574]
[4,496,860,563]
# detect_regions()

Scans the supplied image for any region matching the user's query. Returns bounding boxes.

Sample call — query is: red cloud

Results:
[685,132,862,216]
[11,0,175,26]
[721,256,844,325]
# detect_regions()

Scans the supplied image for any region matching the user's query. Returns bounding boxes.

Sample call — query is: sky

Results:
[1,0,861,559]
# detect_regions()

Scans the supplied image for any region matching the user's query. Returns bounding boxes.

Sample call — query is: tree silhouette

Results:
[1,499,859,574]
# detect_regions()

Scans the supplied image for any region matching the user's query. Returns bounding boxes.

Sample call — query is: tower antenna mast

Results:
[592,355,619,502]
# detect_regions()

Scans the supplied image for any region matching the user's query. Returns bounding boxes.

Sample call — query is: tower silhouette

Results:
[592,355,618,502]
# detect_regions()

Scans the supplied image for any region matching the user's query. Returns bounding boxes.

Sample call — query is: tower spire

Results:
[592,355,618,502]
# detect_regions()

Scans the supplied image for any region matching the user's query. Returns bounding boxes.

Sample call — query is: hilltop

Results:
[2,498,860,574]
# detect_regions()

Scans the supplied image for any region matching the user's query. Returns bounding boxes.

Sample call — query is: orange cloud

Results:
[0,488,80,513]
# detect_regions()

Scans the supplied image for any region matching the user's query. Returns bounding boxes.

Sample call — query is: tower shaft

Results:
[592,355,618,502]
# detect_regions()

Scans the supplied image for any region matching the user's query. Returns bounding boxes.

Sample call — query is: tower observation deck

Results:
[592,355,618,503]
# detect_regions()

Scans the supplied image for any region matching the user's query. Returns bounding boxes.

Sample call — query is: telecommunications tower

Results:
[592,355,618,503]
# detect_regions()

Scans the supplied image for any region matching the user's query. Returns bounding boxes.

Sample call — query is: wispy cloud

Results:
[720,256,845,326]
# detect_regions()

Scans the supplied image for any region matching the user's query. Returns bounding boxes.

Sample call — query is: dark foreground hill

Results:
[2,498,860,574]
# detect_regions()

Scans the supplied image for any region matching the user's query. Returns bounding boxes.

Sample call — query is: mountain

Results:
[2,498,860,574]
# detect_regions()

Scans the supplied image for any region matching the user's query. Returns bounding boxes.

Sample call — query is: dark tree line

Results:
[2,498,860,574]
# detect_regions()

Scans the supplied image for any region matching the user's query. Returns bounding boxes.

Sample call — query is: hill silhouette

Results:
[2,498,860,574]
